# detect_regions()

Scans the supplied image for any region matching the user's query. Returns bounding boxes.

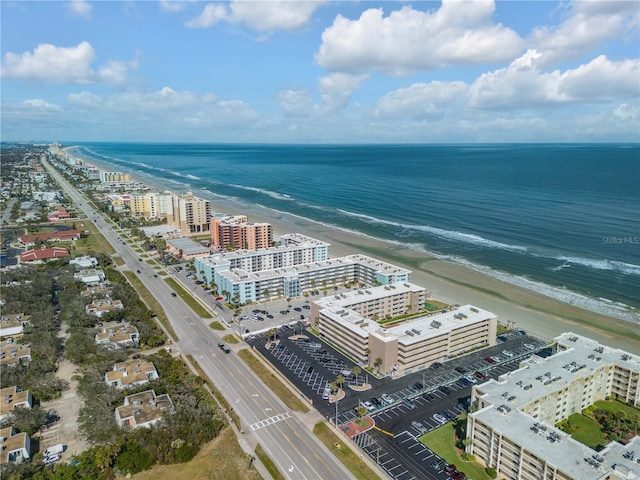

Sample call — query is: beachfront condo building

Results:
[99,171,131,183]
[167,192,211,235]
[194,234,411,304]
[211,215,273,251]
[131,192,175,220]
[315,297,496,376]
[466,332,640,480]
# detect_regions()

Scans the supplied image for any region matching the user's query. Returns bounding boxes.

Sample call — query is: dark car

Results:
[444,463,457,474]
[370,397,382,407]
[455,366,467,374]
[413,381,424,391]
[439,386,451,395]
[484,356,497,364]
[474,371,487,380]
[171,292,177,297]
[430,362,442,369]
[294,307,302,312]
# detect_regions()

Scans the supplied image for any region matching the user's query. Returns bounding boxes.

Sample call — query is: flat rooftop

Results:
[472,333,640,479]
[476,332,640,411]
[321,304,495,343]
[315,282,425,309]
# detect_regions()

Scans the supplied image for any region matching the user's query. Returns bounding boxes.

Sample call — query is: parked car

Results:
[362,401,375,412]
[370,397,382,407]
[433,413,448,424]
[381,393,394,405]
[524,343,536,349]
[429,362,442,369]
[402,397,416,410]
[455,366,467,374]
[411,420,428,435]
[439,385,451,395]
[474,371,487,381]
[502,349,514,357]
[484,356,497,364]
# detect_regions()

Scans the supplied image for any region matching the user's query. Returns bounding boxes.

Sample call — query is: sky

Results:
[1,0,639,143]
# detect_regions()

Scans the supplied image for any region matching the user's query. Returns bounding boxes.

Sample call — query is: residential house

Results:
[0,344,31,367]
[0,387,33,422]
[105,359,159,389]
[0,314,31,337]
[0,427,32,465]
[114,389,173,429]
[19,247,69,263]
[85,299,124,317]
[95,326,139,349]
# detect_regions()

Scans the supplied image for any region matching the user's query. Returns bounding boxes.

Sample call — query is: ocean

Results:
[68,143,640,322]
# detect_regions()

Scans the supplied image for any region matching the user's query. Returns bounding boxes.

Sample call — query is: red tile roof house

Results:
[47,209,73,222]
[17,230,81,247]
[19,247,69,264]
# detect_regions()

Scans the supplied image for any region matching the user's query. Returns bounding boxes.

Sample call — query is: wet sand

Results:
[66,147,640,352]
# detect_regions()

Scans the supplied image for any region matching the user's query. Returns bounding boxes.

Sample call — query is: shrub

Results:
[486,466,498,479]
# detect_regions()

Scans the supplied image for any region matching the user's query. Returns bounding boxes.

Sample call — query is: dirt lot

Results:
[38,356,88,462]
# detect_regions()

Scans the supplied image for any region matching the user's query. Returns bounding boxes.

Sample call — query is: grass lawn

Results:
[237,349,309,413]
[254,444,284,480]
[420,424,491,480]
[122,271,178,341]
[131,426,262,480]
[164,277,213,318]
[209,321,225,330]
[593,400,640,418]
[424,300,449,311]
[559,414,608,450]
[223,334,240,344]
[313,423,379,480]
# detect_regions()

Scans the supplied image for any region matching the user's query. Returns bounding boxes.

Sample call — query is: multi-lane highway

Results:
[41,156,357,480]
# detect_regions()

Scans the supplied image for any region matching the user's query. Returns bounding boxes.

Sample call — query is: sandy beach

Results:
[66,147,640,352]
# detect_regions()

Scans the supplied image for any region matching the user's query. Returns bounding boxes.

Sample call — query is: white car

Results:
[464,374,477,384]
[502,350,514,357]
[362,401,375,412]
[490,356,501,363]
[432,414,448,424]
[411,420,428,435]
[381,393,394,405]
[43,454,61,465]
[524,343,536,350]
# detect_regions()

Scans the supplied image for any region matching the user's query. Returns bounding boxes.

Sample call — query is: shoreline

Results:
[64,146,640,352]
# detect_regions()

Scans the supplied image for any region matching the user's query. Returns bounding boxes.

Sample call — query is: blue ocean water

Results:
[70,143,640,321]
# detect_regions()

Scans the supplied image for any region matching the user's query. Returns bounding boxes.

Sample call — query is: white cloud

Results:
[159,0,187,13]
[318,72,367,111]
[185,3,227,28]
[375,81,467,119]
[529,0,640,68]
[1,41,96,83]
[1,41,135,85]
[67,0,92,19]
[68,87,217,112]
[468,51,640,109]
[316,1,523,76]
[612,102,639,122]
[276,89,314,117]
[186,0,324,33]
[22,99,62,112]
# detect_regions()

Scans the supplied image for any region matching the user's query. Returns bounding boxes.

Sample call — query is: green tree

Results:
[352,366,361,386]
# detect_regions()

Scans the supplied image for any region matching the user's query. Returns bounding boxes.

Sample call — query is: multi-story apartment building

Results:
[211,215,273,251]
[316,300,496,376]
[194,234,409,304]
[167,192,211,235]
[130,192,175,220]
[99,171,131,183]
[467,333,640,480]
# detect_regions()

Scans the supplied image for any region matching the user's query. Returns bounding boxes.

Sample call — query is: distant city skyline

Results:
[1,0,639,143]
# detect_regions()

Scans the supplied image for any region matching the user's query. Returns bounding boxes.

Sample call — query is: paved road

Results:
[42,157,356,480]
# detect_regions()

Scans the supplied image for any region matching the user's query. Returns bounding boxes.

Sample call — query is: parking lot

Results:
[247,328,549,480]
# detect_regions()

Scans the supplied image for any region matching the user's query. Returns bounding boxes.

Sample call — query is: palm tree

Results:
[374,357,383,372]
[221,290,230,302]
[352,366,361,386]
[356,405,367,420]
[335,374,345,389]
